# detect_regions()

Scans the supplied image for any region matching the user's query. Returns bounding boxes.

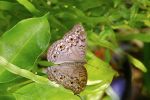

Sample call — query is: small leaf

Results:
[105,49,111,63]
[88,31,117,51]
[17,0,40,15]
[99,26,118,47]
[113,0,122,7]
[128,55,147,72]
[0,1,17,11]
[117,33,150,43]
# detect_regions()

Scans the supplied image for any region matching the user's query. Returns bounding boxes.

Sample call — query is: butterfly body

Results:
[46,24,87,94]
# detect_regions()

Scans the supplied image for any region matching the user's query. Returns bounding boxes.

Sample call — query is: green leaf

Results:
[117,33,150,42]
[0,95,15,100]
[0,15,50,83]
[88,32,117,51]
[80,51,116,99]
[13,83,80,100]
[105,49,111,63]
[86,51,116,81]
[17,0,40,15]
[113,0,122,7]
[0,1,17,11]
[78,0,105,11]
[11,51,116,100]
[0,56,56,87]
[99,26,118,47]
[128,55,147,72]
[130,3,139,21]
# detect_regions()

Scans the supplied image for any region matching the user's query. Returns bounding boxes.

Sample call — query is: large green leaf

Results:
[0,15,50,83]
[0,51,116,100]
[80,51,116,100]
[0,52,115,100]
[13,83,79,100]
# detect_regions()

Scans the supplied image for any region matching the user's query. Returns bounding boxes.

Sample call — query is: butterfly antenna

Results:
[76,94,84,100]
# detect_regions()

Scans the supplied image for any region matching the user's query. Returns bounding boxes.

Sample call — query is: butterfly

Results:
[46,24,87,94]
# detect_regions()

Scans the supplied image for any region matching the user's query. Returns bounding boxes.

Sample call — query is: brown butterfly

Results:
[46,24,87,94]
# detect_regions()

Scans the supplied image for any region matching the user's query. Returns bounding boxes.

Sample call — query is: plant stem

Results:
[0,56,58,87]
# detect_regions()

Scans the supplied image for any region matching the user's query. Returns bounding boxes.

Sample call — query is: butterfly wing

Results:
[47,24,86,64]
[46,62,87,94]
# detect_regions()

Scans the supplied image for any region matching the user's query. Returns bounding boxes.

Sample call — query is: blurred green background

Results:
[0,0,150,100]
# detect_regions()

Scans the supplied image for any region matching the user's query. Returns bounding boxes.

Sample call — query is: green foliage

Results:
[0,15,50,82]
[128,54,147,72]
[0,0,149,100]
[117,34,150,42]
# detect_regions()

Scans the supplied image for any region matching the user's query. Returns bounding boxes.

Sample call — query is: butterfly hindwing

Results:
[46,62,87,94]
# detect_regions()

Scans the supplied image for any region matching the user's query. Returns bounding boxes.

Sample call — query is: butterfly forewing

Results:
[47,24,87,64]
